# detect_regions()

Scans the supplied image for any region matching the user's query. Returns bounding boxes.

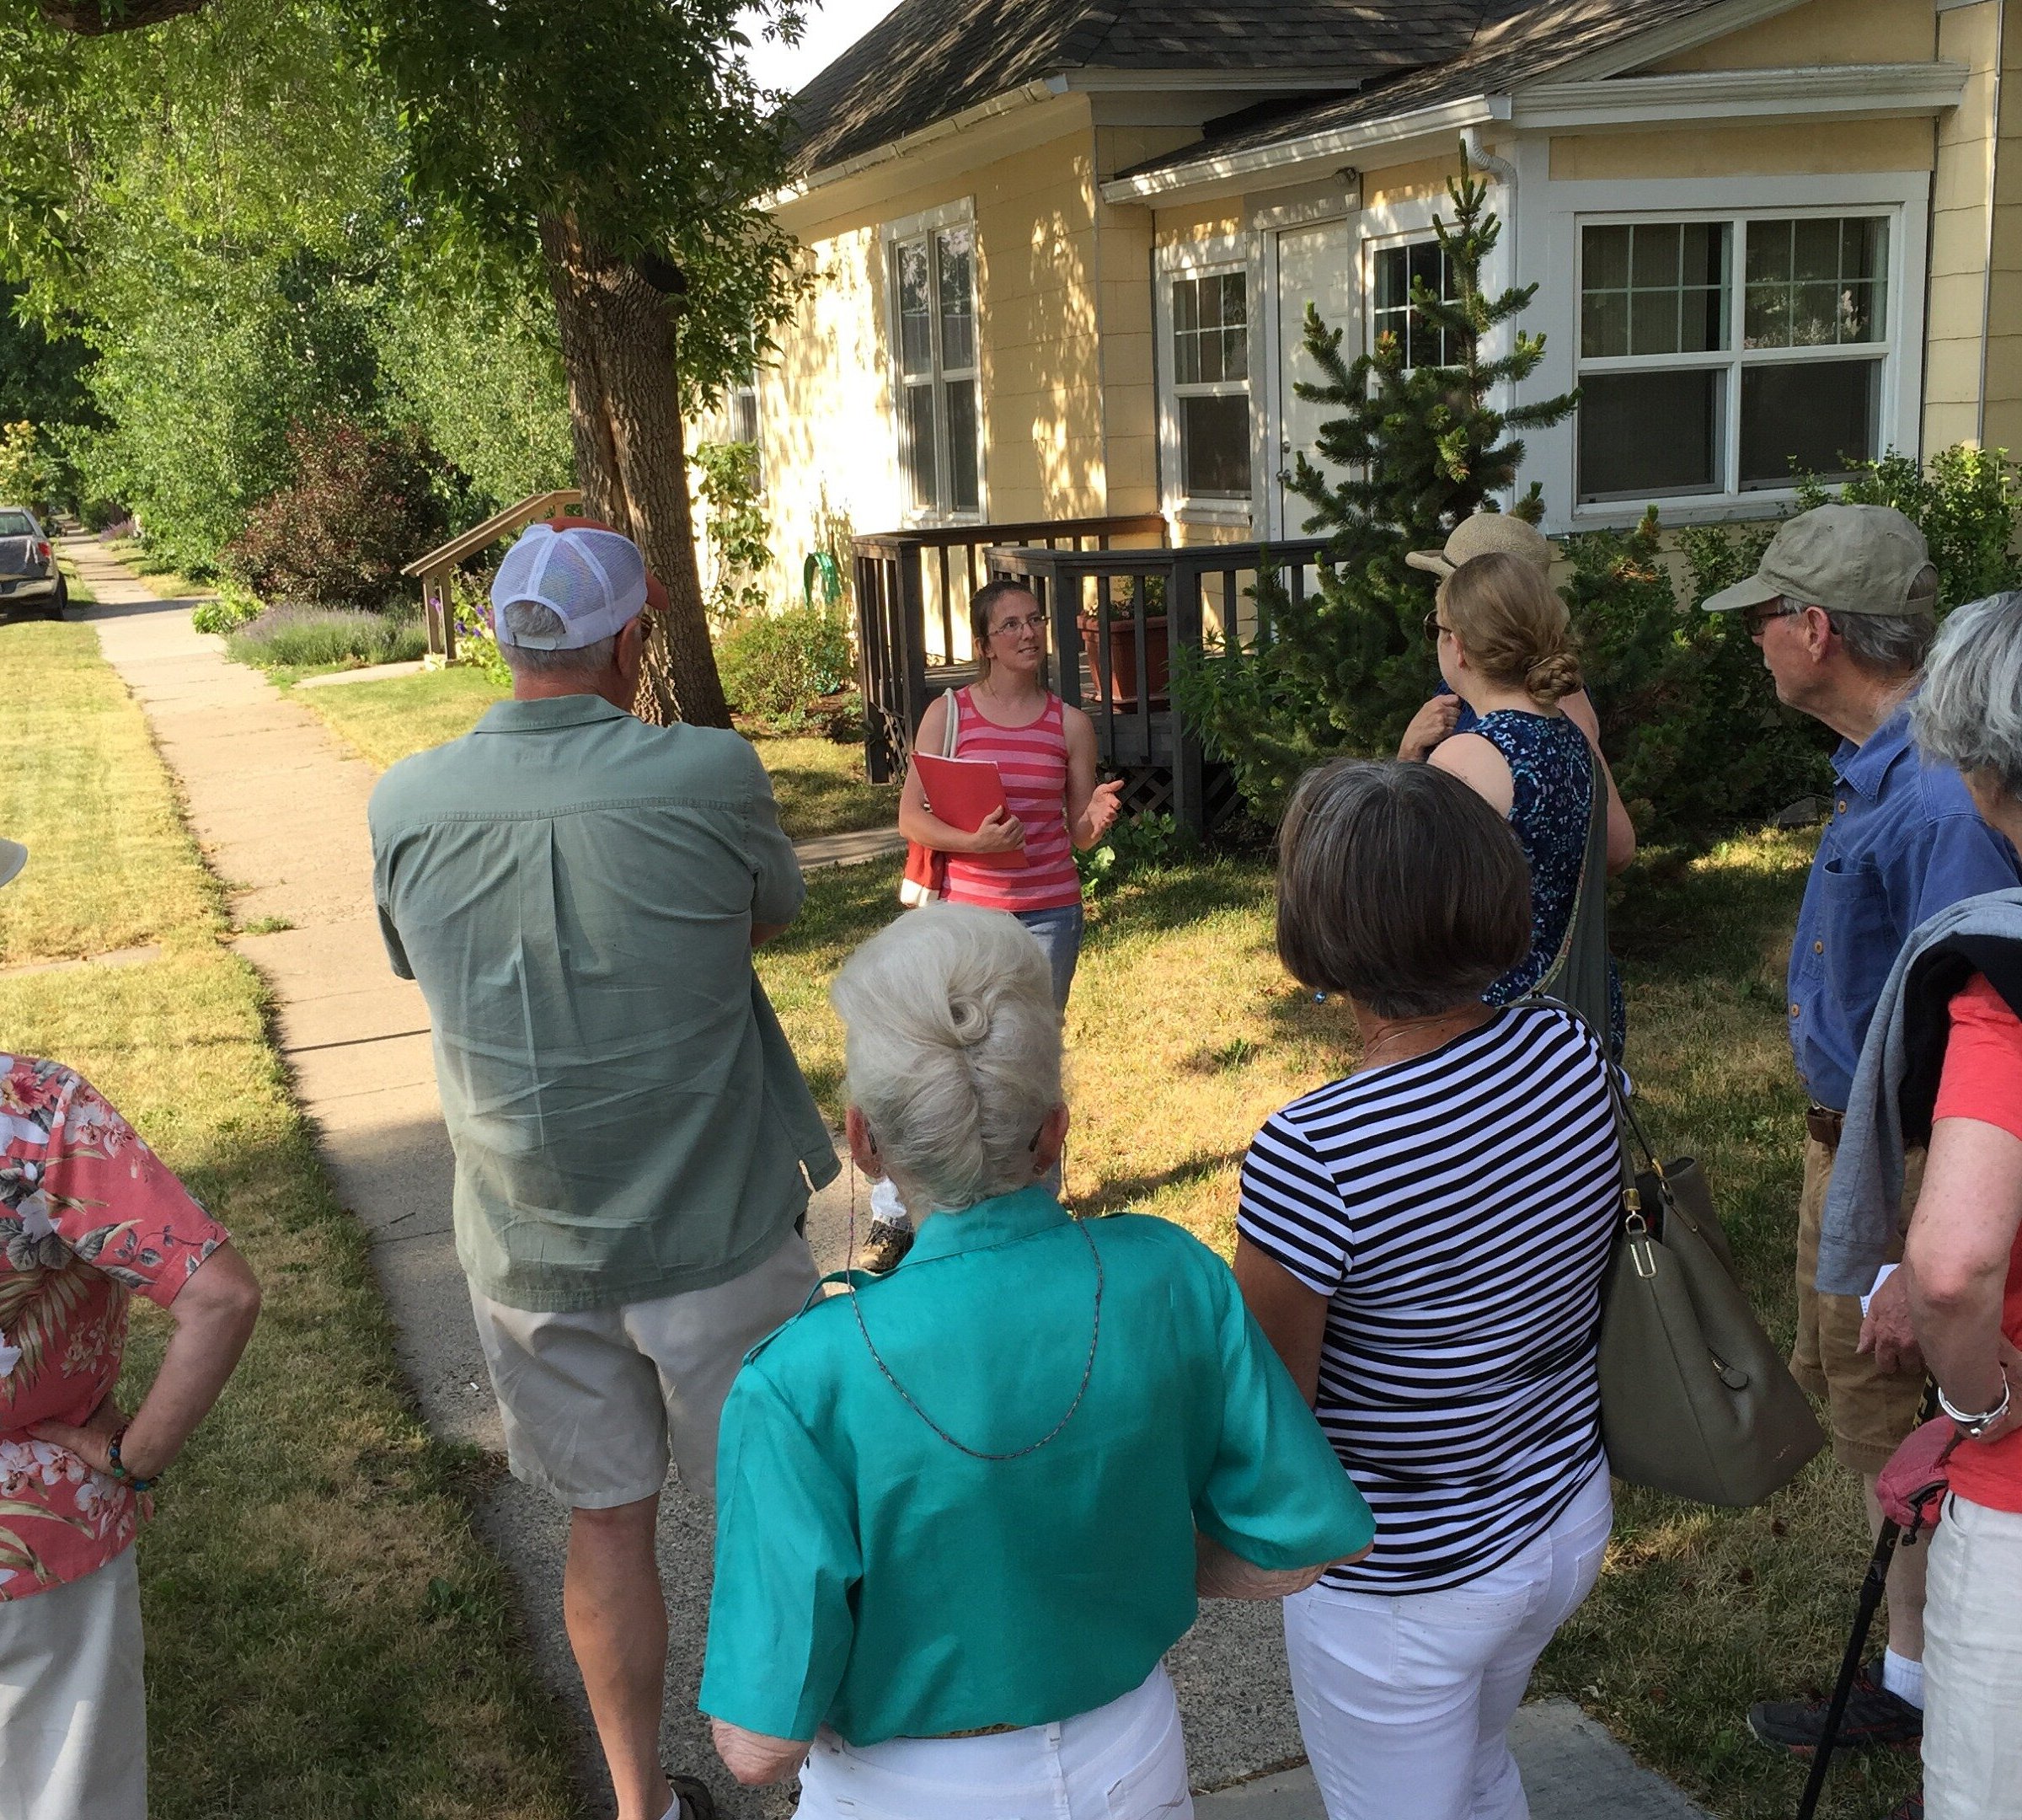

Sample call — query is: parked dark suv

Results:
[0,507,67,618]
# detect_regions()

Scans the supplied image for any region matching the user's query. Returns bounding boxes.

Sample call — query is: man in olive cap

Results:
[1704,504,2018,1777]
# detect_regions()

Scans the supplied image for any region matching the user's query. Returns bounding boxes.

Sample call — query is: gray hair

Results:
[1826,608,1936,677]
[1913,591,2022,802]
[830,904,1063,1212]
[497,598,618,675]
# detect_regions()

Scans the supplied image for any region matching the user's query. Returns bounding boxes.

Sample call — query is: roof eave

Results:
[1511,61,1971,131]
[1097,93,1509,206]
[773,78,1067,209]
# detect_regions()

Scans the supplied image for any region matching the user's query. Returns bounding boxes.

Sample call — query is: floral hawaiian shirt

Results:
[0,1054,228,1601]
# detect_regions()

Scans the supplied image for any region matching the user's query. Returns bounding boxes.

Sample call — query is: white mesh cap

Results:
[491,522,650,649]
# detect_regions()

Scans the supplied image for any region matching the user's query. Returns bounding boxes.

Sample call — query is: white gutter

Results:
[1511,62,1970,131]
[1098,59,1967,208]
[1099,94,1509,205]
[769,78,1064,209]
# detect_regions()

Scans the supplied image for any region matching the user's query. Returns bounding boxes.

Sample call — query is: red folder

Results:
[913,752,1022,870]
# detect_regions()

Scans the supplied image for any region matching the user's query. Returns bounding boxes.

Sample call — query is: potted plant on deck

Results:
[1077,572,1169,708]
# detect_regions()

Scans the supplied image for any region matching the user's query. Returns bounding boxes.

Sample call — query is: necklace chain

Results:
[847,1153,1103,1461]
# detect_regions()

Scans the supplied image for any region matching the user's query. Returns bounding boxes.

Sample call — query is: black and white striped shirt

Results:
[1238,1004,1621,1592]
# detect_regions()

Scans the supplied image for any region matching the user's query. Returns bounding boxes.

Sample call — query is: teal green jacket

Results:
[700,1189,1373,1746]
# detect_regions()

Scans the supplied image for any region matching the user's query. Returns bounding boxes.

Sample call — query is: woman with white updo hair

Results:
[699,904,1372,1817]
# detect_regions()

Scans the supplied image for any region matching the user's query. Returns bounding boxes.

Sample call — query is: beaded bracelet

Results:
[105,1427,158,1496]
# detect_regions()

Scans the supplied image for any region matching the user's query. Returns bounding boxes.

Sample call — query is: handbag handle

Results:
[1534,993,1672,1227]
[1537,745,1607,991]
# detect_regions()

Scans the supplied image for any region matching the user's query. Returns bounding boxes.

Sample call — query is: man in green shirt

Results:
[369,521,835,1820]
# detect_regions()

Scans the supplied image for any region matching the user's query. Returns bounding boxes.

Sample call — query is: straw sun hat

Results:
[1405,513,1554,579]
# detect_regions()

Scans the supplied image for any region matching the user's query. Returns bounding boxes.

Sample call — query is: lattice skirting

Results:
[1109,763,1245,835]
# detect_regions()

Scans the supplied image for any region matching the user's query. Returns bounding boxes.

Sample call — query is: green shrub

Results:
[1077,811,1185,899]
[226,605,427,670]
[1565,511,1832,845]
[694,440,773,628]
[716,600,854,726]
[190,585,264,637]
[223,420,448,613]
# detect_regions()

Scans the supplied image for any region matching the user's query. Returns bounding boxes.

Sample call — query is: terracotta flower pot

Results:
[1078,612,1170,708]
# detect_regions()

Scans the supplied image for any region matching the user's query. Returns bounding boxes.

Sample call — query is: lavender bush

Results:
[226,603,426,670]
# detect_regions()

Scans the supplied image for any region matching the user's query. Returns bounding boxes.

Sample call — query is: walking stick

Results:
[1792,1382,1941,1820]
[1792,1518,1901,1820]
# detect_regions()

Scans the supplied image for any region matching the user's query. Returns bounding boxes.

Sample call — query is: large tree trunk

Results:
[538,212,730,728]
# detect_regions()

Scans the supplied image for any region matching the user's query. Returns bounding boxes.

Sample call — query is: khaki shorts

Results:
[468,1228,820,1508]
[1791,1135,1928,1476]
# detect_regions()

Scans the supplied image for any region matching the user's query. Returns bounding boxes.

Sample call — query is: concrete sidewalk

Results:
[61,536,1703,1819]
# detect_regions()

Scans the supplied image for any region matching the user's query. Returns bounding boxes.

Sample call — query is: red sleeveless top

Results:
[943,688,1083,913]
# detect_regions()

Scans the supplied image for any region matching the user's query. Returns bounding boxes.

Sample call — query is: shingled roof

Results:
[1110,0,1731,185]
[784,1,1495,178]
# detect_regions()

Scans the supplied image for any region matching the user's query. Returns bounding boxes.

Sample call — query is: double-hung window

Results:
[891,219,981,520]
[726,373,762,489]
[1170,269,1252,500]
[1576,214,1891,503]
[1370,239,1462,368]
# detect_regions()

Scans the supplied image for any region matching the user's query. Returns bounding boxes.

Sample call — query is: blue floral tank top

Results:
[1472,709,1626,1057]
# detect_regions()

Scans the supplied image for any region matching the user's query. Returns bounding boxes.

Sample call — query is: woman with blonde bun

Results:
[1420,550,1636,1054]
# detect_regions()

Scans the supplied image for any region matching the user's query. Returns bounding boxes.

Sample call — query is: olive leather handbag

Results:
[1593,1059,1827,1507]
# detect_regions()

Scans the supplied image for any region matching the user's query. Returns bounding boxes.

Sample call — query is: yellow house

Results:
[743,0,2013,544]
[720,0,2015,804]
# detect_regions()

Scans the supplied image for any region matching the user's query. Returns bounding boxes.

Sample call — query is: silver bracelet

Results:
[1938,1378,2012,1434]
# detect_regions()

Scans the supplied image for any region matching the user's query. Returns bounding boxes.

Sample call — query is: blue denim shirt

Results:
[1788,704,2019,1111]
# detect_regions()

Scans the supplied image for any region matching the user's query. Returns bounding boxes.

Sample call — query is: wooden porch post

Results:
[1169,554,1206,842]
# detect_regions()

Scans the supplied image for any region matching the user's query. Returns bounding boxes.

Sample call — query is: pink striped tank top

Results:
[944,688,1083,913]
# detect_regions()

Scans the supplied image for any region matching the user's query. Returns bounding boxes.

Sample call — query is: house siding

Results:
[1650,0,1935,72]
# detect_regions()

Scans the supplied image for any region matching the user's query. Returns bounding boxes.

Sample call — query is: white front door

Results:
[1270,219,1356,539]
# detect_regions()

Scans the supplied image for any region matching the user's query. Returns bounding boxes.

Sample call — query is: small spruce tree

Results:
[1178,145,1578,815]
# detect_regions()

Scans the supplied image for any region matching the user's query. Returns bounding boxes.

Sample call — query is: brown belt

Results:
[1806,1105,1846,1149]
[909,1723,1021,1740]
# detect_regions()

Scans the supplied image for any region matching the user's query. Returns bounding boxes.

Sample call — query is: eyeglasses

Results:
[1742,599,1803,636]
[991,613,1047,640]
[1422,609,1452,644]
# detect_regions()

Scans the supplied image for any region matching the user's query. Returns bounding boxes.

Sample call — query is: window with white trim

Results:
[1576,213,1891,504]
[726,373,762,489]
[1170,269,1252,500]
[891,222,980,519]
[1370,239,1462,369]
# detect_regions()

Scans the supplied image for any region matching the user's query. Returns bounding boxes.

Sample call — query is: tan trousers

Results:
[0,1545,146,1820]
[1790,1135,1928,1475]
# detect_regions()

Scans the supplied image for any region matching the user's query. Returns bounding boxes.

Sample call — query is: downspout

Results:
[1463,125,1522,506]
[1979,0,2005,447]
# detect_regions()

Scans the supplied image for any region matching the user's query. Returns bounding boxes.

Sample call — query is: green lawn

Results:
[0,620,575,1817]
[289,664,900,841]
[755,834,1914,1820]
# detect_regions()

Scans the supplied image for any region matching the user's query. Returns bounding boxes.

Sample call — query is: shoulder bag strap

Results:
[942,686,960,758]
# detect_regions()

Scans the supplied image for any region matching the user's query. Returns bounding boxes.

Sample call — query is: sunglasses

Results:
[1423,608,1452,644]
[1741,599,1803,636]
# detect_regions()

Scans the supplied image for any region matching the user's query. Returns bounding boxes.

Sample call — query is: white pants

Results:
[0,1546,147,1820]
[1924,1492,2022,1820]
[794,1662,1192,1819]
[1284,1467,1613,1820]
